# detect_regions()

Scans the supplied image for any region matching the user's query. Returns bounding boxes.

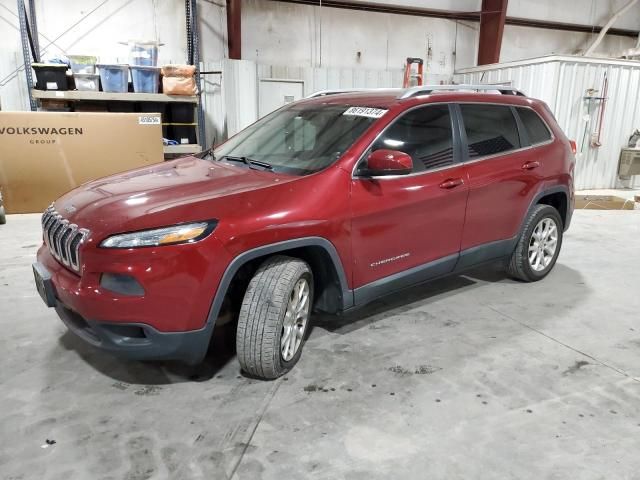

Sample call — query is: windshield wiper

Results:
[195,147,212,160]
[217,155,273,171]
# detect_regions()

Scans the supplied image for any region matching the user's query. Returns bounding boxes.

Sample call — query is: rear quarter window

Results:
[517,107,552,145]
[459,104,521,159]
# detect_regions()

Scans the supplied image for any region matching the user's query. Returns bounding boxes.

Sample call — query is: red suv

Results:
[33,85,575,379]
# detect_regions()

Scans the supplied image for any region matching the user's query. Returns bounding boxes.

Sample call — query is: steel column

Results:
[189,0,207,150]
[226,0,242,59]
[28,0,40,61]
[17,0,37,111]
[477,0,508,65]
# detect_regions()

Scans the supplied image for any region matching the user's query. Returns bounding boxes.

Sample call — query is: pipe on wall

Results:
[227,0,242,59]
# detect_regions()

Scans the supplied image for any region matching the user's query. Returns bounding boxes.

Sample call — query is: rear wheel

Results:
[506,204,563,282]
[236,255,313,379]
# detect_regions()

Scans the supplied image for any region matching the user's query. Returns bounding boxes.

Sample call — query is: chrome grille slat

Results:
[41,211,51,227]
[59,225,73,265]
[54,219,69,261]
[63,225,76,265]
[43,214,56,230]
[41,205,89,273]
[69,231,83,266]
[48,217,63,253]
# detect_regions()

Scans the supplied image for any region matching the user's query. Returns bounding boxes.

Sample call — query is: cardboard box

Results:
[574,194,636,210]
[0,111,163,213]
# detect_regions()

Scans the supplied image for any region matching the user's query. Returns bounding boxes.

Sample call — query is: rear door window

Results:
[517,107,552,145]
[459,104,521,159]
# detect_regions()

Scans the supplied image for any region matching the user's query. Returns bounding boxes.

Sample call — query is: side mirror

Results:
[361,149,413,176]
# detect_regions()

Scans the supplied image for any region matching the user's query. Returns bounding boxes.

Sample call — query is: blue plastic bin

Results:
[96,64,129,93]
[130,65,160,93]
[129,41,159,66]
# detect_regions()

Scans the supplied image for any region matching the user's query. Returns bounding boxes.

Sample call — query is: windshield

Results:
[213,103,383,175]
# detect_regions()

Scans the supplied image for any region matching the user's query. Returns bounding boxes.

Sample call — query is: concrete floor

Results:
[577,188,640,201]
[1,210,639,480]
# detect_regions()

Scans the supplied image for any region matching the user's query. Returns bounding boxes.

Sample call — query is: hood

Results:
[54,157,297,235]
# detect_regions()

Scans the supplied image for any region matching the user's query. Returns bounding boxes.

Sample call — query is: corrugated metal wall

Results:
[456,56,640,190]
[456,62,559,106]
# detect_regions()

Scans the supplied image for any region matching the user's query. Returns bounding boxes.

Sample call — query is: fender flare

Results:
[519,185,571,236]
[204,236,352,330]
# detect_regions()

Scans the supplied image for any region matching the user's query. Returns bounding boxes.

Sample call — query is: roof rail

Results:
[399,84,526,99]
[307,89,361,98]
[306,88,399,98]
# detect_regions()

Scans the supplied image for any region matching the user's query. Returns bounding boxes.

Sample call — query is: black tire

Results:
[0,206,5,225]
[236,255,313,380]
[506,204,563,282]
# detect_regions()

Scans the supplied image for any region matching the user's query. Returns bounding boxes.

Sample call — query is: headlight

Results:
[100,221,217,248]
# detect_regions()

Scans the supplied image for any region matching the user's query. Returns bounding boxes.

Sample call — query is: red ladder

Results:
[403,57,424,88]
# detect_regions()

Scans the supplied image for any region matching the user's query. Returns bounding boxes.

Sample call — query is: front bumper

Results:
[35,235,232,364]
[54,300,212,364]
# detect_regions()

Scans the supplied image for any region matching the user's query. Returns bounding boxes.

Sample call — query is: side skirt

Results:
[454,236,517,272]
[353,254,458,307]
[350,237,517,308]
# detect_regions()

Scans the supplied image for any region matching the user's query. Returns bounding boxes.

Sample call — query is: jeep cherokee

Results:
[33,85,575,380]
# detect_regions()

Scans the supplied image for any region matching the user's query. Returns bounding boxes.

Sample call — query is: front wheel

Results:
[506,204,563,282]
[236,255,313,379]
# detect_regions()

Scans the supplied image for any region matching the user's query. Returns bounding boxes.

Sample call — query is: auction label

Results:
[343,106,388,118]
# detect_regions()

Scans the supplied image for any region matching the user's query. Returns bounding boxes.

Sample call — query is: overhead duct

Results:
[584,0,639,56]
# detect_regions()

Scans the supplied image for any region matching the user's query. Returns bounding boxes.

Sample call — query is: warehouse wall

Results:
[507,0,640,30]
[1,0,639,111]
[241,0,639,69]
[503,0,639,61]
[241,0,478,77]
[501,25,636,62]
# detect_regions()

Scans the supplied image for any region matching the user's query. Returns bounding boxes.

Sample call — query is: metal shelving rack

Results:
[187,0,207,152]
[17,0,38,111]
[19,0,207,155]
[31,90,198,103]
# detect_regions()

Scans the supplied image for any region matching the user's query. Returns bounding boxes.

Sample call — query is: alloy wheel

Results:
[281,278,310,361]
[528,217,558,272]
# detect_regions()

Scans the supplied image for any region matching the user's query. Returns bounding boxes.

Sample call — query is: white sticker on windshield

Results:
[343,106,388,119]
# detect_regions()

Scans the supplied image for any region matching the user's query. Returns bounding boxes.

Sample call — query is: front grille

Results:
[41,205,89,273]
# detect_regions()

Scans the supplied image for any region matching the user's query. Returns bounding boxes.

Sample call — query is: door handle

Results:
[522,161,541,170]
[439,178,464,189]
